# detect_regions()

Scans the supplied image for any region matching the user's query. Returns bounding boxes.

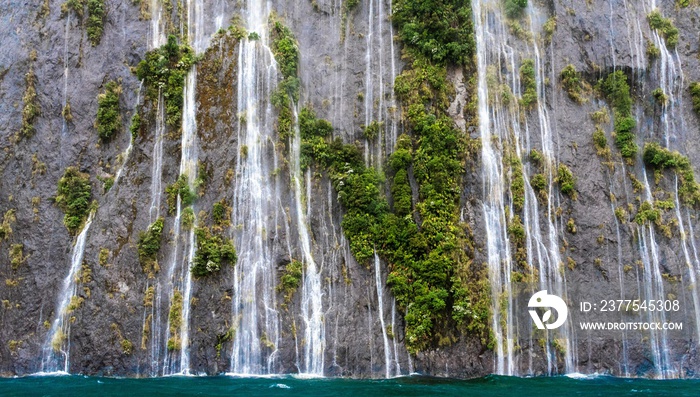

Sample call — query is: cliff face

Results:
[1,0,700,379]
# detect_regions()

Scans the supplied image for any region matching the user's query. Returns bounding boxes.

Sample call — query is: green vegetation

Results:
[165,175,196,214]
[277,260,303,304]
[20,62,39,139]
[0,209,16,241]
[129,113,141,139]
[642,142,700,206]
[507,150,525,211]
[137,218,164,276]
[599,71,637,159]
[270,21,299,141]
[543,17,556,43]
[392,0,475,64]
[593,127,607,149]
[635,201,661,225]
[135,35,196,127]
[519,59,537,109]
[167,290,183,351]
[299,53,485,352]
[211,199,231,227]
[86,0,105,46]
[560,64,586,104]
[182,207,195,229]
[651,88,667,105]
[191,227,237,277]
[96,80,122,141]
[504,0,528,20]
[690,82,700,116]
[10,244,25,270]
[647,40,660,60]
[677,0,690,7]
[556,164,576,198]
[647,11,679,49]
[362,120,382,140]
[55,167,92,234]
[531,173,547,197]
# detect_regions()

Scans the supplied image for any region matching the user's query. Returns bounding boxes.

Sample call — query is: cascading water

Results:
[229,1,281,374]
[373,252,396,378]
[473,0,576,375]
[40,211,96,373]
[161,0,202,375]
[472,0,516,375]
[291,108,325,376]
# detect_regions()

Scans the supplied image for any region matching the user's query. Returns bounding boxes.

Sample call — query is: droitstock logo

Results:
[528,290,568,330]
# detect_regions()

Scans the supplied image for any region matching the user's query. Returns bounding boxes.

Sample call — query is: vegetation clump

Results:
[137,218,164,276]
[165,175,196,214]
[556,164,576,198]
[96,80,122,141]
[599,71,637,159]
[135,35,196,127]
[690,82,700,116]
[642,142,700,206]
[86,0,105,46]
[560,64,586,104]
[647,11,679,49]
[277,260,303,304]
[55,167,92,234]
[519,59,537,109]
[504,0,528,20]
[270,21,299,141]
[392,0,475,64]
[191,227,237,277]
[20,60,39,139]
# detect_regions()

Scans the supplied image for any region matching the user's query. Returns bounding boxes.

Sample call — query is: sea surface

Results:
[1,373,699,396]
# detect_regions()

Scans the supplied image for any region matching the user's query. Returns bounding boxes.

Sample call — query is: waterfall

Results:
[113,82,142,187]
[527,4,575,373]
[40,211,96,373]
[472,0,515,375]
[229,0,281,373]
[291,108,325,376]
[373,252,393,378]
[473,0,576,375]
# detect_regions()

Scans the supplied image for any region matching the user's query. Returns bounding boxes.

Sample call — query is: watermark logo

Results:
[528,290,568,330]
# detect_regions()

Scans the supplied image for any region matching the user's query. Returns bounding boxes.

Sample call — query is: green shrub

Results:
[504,0,527,19]
[543,16,556,42]
[519,59,537,109]
[530,173,547,195]
[690,82,700,116]
[362,120,382,140]
[191,227,237,277]
[560,64,585,103]
[135,35,195,127]
[642,142,700,206]
[96,80,122,141]
[270,21,300,140]
[55,167,92,234]
[556,164,576,197]
[138,218,164,273]
[165,175,196,214]
[129,113,141,140]
[392,0,475,64]
[86,0,105,46]
[651,88,667,105]
[182,207,195,229]
[20,66,39,139]
[635,201,661,225]
[599,71,638,158]
[277,260,303,303]
[648,11,679,49]
[593,127,607,149]
[647,40,660,60]
[211,199,231,226]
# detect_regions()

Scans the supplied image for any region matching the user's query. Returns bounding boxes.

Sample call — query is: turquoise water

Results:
[0,375,698,396]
